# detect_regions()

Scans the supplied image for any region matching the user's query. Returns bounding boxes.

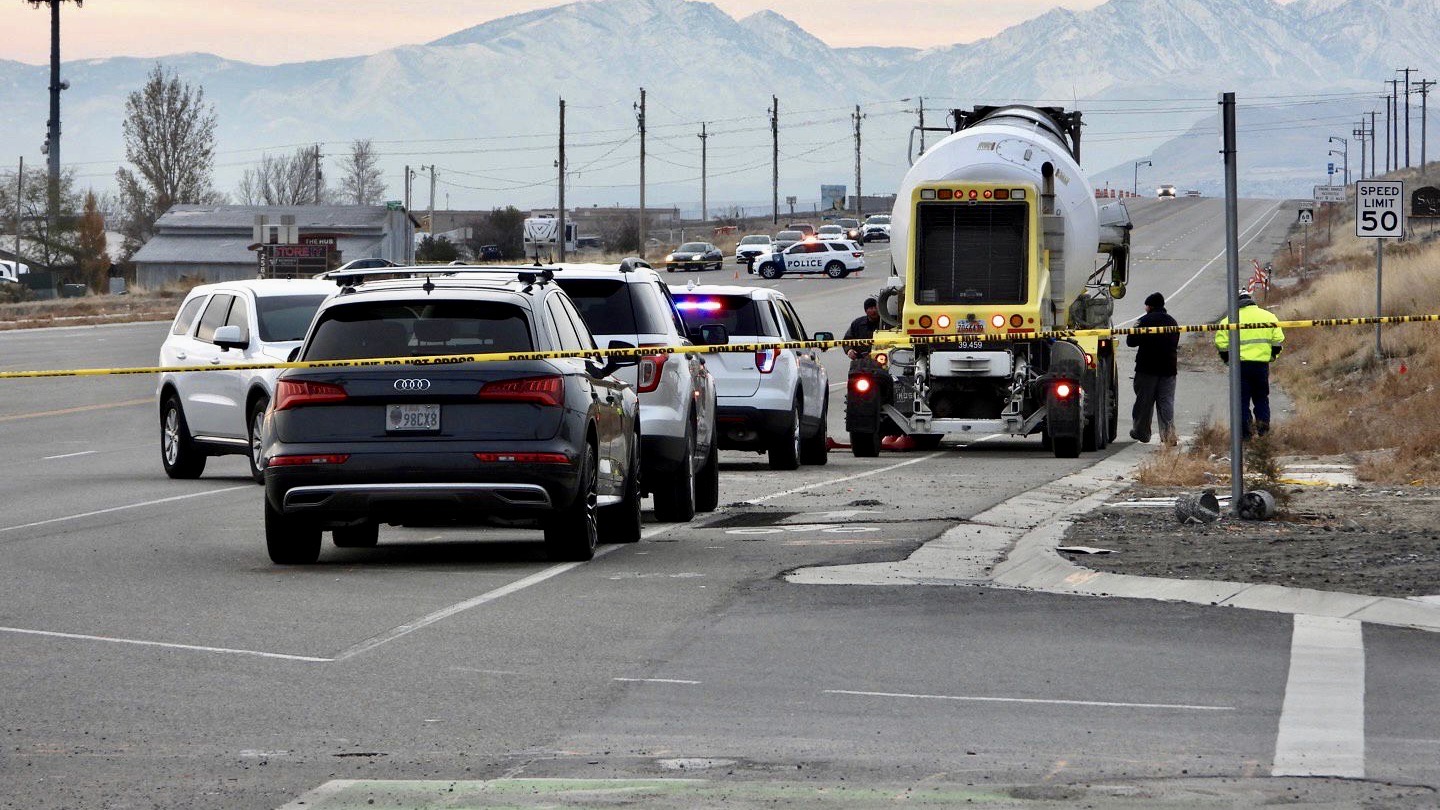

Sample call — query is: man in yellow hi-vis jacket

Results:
[1215,288,1285,437]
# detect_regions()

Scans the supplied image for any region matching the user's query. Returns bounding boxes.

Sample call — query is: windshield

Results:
[255,294,328,342]
[739,236,769,245]
[303,300,533,360]
[671,293,777,338]
[776,231,803,241]
[554,278,673,336]
[867,216,890,224]
[837,219,859,228]
[818,226,842,233]
[678,243,709,252]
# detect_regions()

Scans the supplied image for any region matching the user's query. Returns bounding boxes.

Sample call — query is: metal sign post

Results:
[1356,180,1403,358]
[1221,92,1244,513]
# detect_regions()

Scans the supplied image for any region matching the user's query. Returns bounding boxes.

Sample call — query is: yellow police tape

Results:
[2,313,1436,380]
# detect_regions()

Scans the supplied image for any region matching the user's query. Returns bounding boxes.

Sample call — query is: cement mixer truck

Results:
[845,105,1132,458]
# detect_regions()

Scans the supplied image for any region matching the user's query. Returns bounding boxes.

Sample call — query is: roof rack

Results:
[315,265,559,289]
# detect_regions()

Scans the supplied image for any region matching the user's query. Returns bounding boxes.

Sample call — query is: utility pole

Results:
[312,144,323,204]
[1399,67,1415,168]
[1368,110,1379,177]
[1354,125,1367,181]
[13,157,21,264]
[1416,79,1435,169]
[1384,91,1393,172]
[918,96,926,155]
[1329,136,1348,186]
[1133,159,1152,196]
[853,105,864,219]
[426,164,436,235]
[1389,80,1401,171]
[770,95,779,225]
[635,88,646,256]
[1220,91,1244,514]
[29,0,81,237]
[698,122,708,222]
[558,97,566,262]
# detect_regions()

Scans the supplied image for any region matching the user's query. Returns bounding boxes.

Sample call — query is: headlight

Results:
[665,254,676,262]
[890,348,916,366]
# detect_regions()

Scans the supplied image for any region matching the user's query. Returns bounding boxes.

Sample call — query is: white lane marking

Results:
[826,689,1234,712]
[0,485,254,535]
[1272,615,1366,778]
[0,625,331,663]
[42,450,97,460]
[1118,202,1284,326]
[277,780,362,810]
[330,523,677,661]
[613,677,702,685]
[744,453,942,505]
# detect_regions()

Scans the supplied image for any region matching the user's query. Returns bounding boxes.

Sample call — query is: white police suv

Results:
[753,240,865,280]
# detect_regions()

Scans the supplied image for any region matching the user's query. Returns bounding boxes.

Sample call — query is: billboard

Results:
[820,185,847,211]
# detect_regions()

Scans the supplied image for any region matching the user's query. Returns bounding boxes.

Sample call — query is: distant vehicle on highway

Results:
[1184,189,1202,198]
[861,214,891,242]
[773,230,805,251]
[333,257,397,273]
[834,217,862,241]
[786,223,816,238]
[753,240,865,280]
[157,279,335,483]
[664,242,724,272]
[735,234,773,264]
[477,244,504,261]
[1157,184,1178,199]
[815,224,846,242]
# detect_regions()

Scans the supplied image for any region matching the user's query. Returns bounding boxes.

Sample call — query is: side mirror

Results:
[286,346,302,363]
[212,324,248,351]
[812,331,834,343]
[587,339,636,378]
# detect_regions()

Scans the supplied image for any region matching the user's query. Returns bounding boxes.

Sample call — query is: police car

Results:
[753,239,865,280]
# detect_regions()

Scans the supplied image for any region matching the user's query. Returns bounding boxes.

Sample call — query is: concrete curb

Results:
[791,440,1440,634]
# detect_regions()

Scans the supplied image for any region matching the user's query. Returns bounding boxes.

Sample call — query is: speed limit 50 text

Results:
[1356,181,1404,239]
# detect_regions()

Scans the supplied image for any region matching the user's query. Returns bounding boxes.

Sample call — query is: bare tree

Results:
[236,147,326,206]
[114,64,218,262]
[0,165,82,271]
[338,139,386,205]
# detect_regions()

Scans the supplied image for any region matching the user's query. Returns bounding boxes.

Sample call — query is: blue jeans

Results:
[1239,361,1271,437]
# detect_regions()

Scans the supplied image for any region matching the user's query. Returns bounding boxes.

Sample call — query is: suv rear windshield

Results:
[555,278,674,336]
[776,231,803,241]
[303,300,533,360]
[672,293,779,338]
[256,294,328,342]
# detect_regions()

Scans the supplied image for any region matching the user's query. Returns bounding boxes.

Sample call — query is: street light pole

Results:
[1329,136,1348,185]
[1132,159,1152,196]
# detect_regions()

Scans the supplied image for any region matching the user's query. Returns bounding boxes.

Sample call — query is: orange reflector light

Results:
[995,189,1010,200]
[918,315,933,328]
[875,353,888,366]
[968,189,978,200]
[989,314,1006,329]
[1010,313,1024,327]
[937,189,953,200]
[1055,383,1073,399]
[936,314,952,329]
[983,189,993,199]
[852,377,873,394]
[1084,352,1095,368]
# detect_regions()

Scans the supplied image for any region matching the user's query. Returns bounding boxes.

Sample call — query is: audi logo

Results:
[393,379,432,391]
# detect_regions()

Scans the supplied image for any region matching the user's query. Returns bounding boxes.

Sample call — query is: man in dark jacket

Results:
[844,297,880,360]
[1127,292,1180,445]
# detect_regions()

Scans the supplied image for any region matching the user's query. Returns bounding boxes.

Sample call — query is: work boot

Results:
[1129,428,1150,443]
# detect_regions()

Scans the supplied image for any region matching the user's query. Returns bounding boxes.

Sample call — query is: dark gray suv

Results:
[261,267,641,565]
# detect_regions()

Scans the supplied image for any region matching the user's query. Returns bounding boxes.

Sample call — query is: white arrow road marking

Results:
[1272,615,1366,778]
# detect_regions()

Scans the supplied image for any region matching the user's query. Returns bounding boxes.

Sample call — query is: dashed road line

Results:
[825,689,1235,712]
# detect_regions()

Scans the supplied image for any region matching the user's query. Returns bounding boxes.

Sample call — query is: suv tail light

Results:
[274,379,348,411]
[478,375,564,407]
[637,345,669,393]
[268,453,350,467]
[755,348,781,374]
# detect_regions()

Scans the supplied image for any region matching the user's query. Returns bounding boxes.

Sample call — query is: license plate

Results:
[387,403,440,432]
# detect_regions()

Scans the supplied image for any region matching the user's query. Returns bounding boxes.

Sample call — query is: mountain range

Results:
[0,0,1433,214]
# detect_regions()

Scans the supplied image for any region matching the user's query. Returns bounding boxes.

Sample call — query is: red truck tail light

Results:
[851,376,874,395]
[637,346,669,393]
[267,453,350,466]
[478,375,564,407]
[273,380,348,411]
[755,348,781,374]
[1054,382,1074,400]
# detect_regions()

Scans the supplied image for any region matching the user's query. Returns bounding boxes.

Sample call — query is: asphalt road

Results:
[3,199,1438,808]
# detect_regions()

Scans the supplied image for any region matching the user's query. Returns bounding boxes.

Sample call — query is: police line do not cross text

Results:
[1356,181,1404,238]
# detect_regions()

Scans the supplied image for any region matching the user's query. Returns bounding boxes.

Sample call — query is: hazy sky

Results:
[0,0,1117,64]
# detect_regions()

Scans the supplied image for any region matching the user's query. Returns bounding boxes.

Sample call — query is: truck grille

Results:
[914,202,1028,305]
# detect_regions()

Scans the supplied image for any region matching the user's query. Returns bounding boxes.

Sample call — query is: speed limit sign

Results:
[1356,181,1403,238]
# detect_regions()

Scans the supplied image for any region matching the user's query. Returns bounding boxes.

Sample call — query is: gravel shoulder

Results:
[1060,480,1440,600]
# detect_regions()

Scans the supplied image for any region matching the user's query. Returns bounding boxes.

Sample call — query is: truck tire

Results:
[1082,371,1106,452]
[1052,434,1081,459]
[1106,359,1120,443]
[850,430,880,457]
[759,263,782,280]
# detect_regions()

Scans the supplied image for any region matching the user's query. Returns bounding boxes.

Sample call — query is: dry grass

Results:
[1134,446,1222,486]
[0,278,199,330]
